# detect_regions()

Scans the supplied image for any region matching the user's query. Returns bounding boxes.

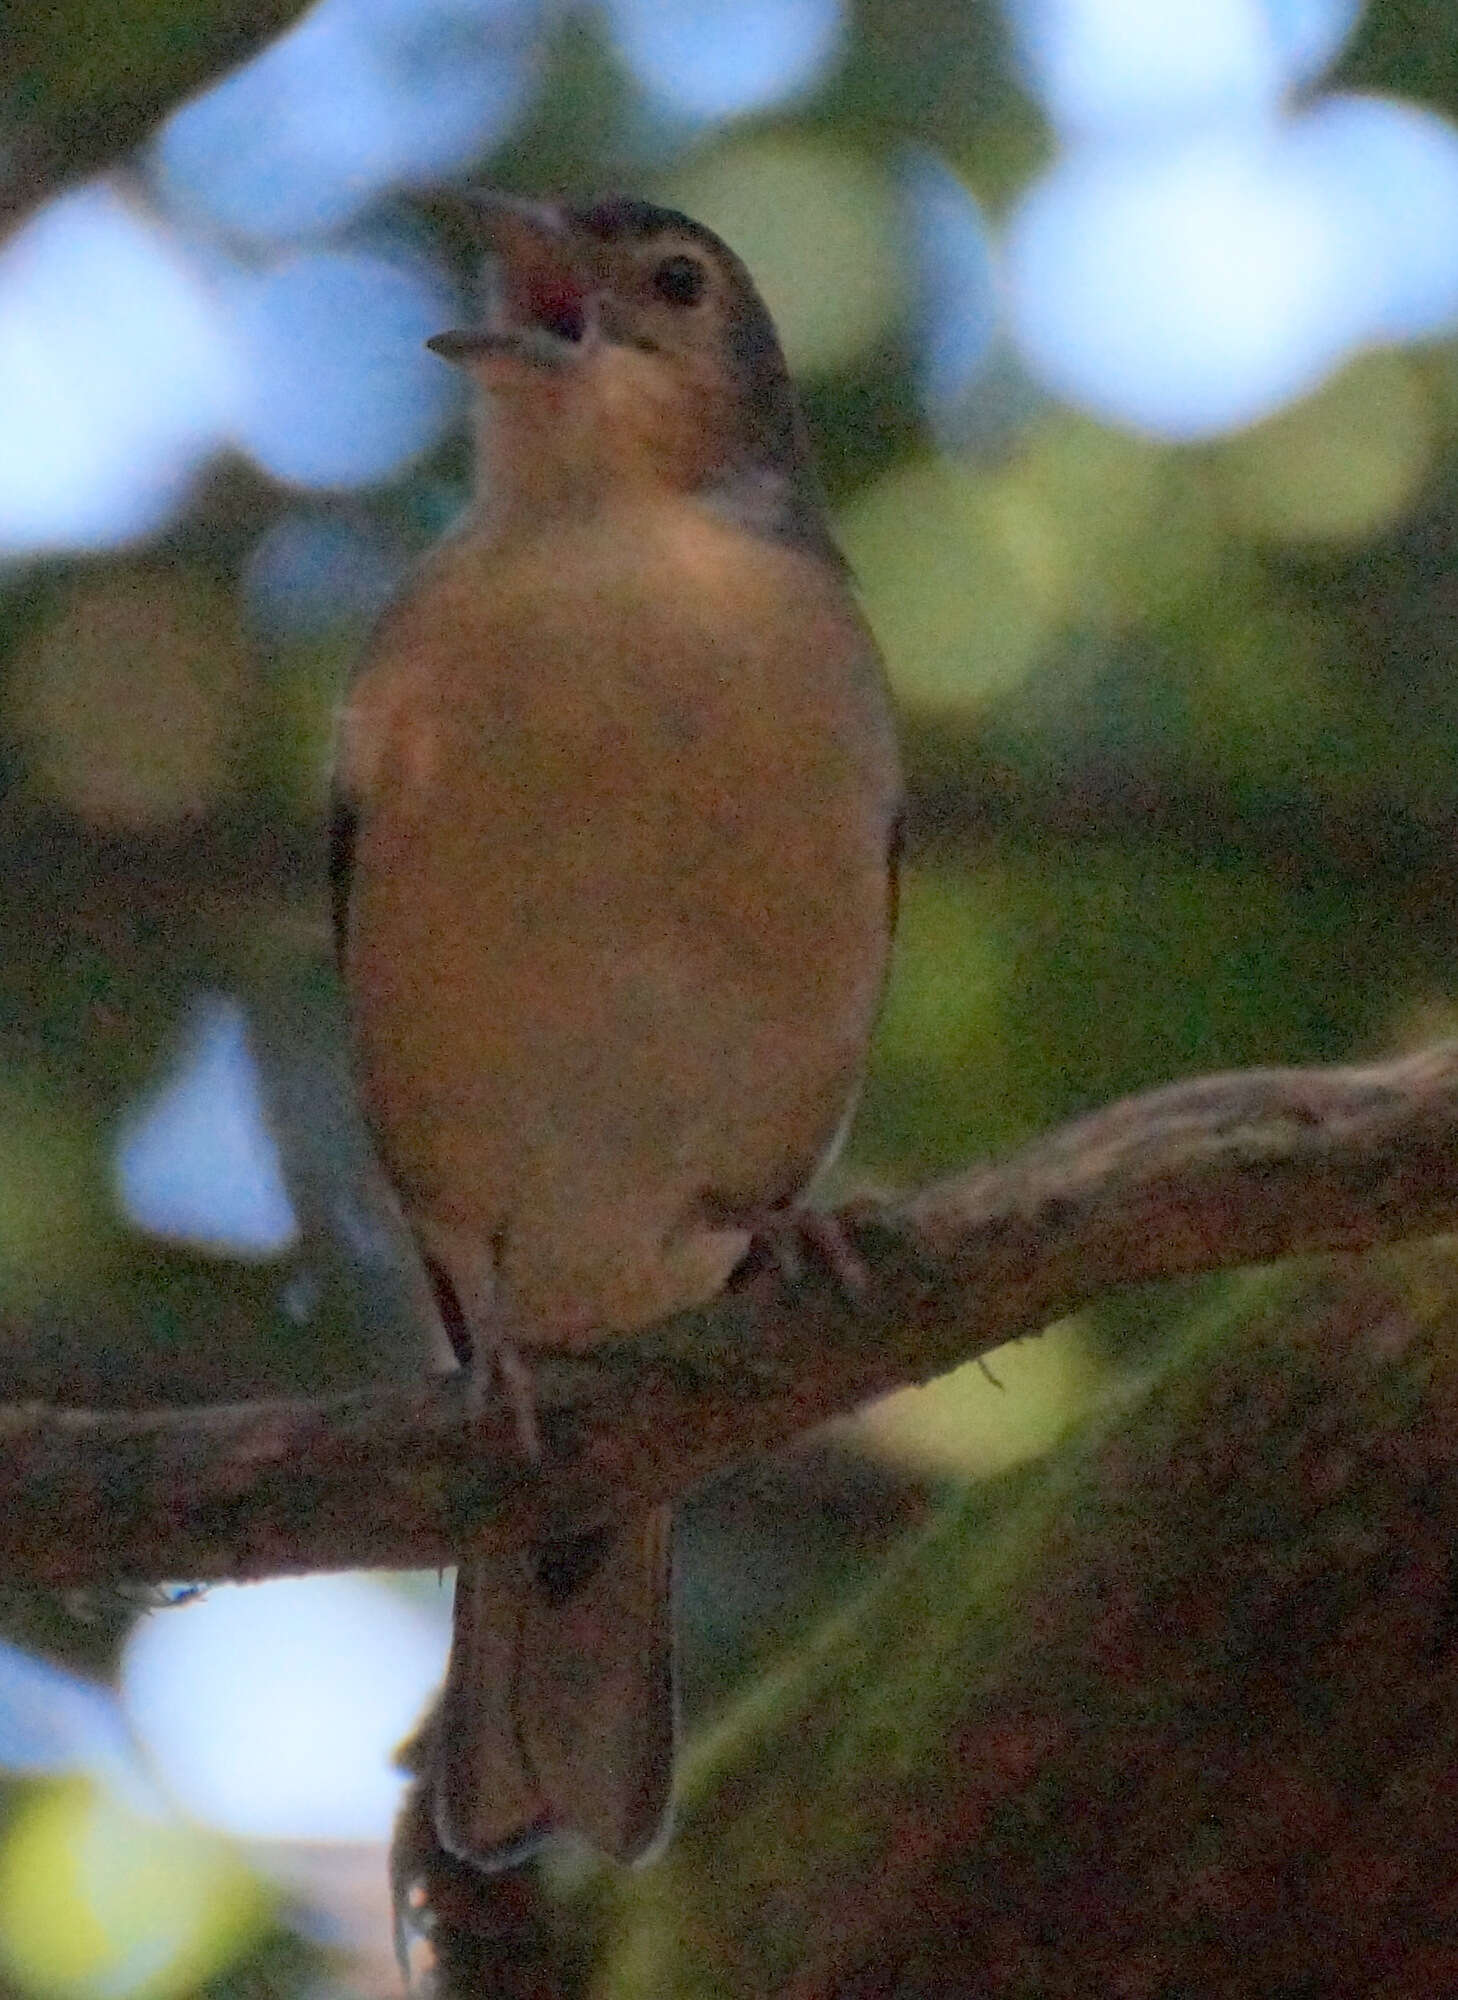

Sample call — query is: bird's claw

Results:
[735,1206,873,1303]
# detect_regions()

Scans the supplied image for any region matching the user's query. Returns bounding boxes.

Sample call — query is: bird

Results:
[332,191,902,1873]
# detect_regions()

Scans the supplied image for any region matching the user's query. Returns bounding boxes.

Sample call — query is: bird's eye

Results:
[652,253,707,307]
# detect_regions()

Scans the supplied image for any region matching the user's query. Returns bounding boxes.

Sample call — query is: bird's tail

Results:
[431,1506,676,1868]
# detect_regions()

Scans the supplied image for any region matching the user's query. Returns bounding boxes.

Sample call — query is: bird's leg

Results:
[424,1244,542,1463]
[487,1337,542,1465]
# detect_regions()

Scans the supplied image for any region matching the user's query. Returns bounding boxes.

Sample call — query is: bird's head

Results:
[429,194,833,551]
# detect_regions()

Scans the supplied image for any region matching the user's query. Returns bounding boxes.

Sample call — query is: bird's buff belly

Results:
[346,809,881,1341]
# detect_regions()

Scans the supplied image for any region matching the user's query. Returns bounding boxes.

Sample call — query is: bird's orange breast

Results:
[338,499,898,1338]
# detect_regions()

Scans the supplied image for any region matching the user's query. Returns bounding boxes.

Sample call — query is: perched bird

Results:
[333,193,901,1871]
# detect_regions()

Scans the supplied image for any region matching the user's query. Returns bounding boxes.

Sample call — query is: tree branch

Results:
[4,1043,1458,1589]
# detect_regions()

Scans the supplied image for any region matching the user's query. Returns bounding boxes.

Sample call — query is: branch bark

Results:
[4,1043,1458,1589]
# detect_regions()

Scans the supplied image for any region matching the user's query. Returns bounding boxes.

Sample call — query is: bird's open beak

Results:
[427,192,590,370]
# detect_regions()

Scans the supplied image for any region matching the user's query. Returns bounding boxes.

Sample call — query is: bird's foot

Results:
[424,1248,544,1472]
[732,1204,874,1303]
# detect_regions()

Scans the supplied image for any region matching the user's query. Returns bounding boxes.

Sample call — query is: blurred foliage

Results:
[4,0,1458,1993]
[0,1782,267,2000]
[0,0,308,226]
